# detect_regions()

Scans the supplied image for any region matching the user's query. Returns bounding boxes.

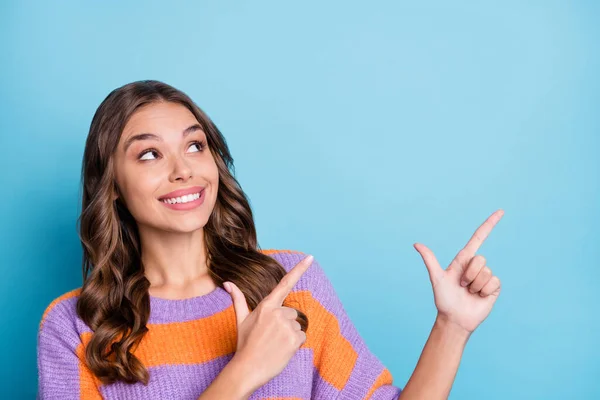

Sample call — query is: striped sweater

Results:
[37,249,402,399]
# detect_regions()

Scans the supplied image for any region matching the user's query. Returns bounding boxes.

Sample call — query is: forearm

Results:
[399,314,471,400]
[197,357,255,400]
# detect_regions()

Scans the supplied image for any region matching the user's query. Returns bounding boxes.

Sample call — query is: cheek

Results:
[210,160,219,183]
[201,158,219,206]
[121,171,162,216]
[208,161,220,194]
[198,154,219,183]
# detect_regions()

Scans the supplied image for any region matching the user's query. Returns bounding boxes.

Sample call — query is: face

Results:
[113,101,219,234]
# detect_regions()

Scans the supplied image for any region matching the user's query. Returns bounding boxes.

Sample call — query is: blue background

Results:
[1,1,598,398]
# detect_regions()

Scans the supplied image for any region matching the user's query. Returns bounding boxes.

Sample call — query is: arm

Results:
[404,210,505,399]
[37,296,102,400]
[398,314,470,400]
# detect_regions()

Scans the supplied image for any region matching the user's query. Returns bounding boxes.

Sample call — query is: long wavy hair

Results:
[76,80,308,385]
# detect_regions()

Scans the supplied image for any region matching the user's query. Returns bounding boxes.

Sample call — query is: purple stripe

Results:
[340,345,393,399]
[100,354,231,399]
[371,385,402,400]
[99,348,316,400]
[310,365,401,400]
[149,286,233,324]
[37,297,84,399]
[250,348,315,400]
[311,372,344,399]
[48,286,235,326]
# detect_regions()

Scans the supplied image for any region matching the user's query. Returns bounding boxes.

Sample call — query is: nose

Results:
[168,155,193,182]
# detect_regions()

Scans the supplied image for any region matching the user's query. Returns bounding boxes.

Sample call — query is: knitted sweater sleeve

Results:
[37,291,101,400]
[278,251,403,400]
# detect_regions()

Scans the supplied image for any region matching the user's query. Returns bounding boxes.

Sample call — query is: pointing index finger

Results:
[454,209,504,266]
[265,255,314,306]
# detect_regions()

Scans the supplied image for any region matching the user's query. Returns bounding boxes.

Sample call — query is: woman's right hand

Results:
[222,254,314,393]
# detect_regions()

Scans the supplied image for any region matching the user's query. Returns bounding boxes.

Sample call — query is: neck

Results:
[139,225,210,291]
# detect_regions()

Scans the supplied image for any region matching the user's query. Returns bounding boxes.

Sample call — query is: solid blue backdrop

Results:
[1,1,598,398]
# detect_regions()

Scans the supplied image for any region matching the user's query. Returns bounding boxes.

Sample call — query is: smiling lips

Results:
[158,186,206,210]
[162,192,201,204]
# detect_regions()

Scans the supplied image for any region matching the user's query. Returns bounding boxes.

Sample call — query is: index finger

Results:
[454,209,504,266]
[264,254,314,306]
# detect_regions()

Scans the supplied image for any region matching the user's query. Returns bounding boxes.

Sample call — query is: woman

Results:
[37,80,503,399]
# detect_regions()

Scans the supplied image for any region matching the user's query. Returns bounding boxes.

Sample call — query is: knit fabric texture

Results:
[37,249,402,399]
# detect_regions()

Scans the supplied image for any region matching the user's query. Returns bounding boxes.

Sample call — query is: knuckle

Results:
[297,331,307,345]
[480,276,500,295]
[287,307,299,319]
[473,254,486,265]
[465,265,476,276]
[464,267,477,281]
[293,320,302,331]
[257,305,271,319]
[288,333,297,347]
[280,276,291,287]
[256,302,268,313]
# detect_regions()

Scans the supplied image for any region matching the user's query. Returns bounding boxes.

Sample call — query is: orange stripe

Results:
[365,367,394,400]
[285,290,358,391]
[75,342,104,399]
[76,306,237,396]
[80,305,237,368]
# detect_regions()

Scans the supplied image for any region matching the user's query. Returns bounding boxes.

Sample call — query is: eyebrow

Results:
[123,123,204,153]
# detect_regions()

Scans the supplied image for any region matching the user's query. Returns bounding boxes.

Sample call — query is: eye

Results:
[138,148,159,161]
[187,140,206,153]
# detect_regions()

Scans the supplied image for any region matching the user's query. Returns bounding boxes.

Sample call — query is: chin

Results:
[169,215,209,233]
[141,211,207,234]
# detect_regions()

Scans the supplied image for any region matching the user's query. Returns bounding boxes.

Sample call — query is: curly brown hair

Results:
[76,80,307,385]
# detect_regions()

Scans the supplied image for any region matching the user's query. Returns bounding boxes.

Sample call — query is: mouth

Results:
[158,186,206,205]
[160,191,203,205]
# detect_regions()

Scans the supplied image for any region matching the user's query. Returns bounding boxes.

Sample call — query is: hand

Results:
[222,254,314,392]
[414,210,504,334]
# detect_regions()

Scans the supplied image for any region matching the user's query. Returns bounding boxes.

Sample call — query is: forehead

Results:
[122,102,199,137]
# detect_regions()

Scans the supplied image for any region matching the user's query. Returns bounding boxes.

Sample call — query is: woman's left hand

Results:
[414,209,504,335]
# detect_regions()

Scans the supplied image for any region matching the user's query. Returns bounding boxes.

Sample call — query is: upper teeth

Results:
[162,192,201,204]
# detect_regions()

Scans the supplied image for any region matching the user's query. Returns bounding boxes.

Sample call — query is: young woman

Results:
[37,80,503,400]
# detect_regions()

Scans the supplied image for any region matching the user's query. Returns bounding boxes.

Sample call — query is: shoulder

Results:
[260,248,337,302]
[260,248,311,271]
[261,248,330,281]
[38,287,83,334]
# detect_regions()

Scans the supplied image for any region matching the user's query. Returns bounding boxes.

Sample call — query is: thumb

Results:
[413,243,445,286]
[223,281,250,327]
